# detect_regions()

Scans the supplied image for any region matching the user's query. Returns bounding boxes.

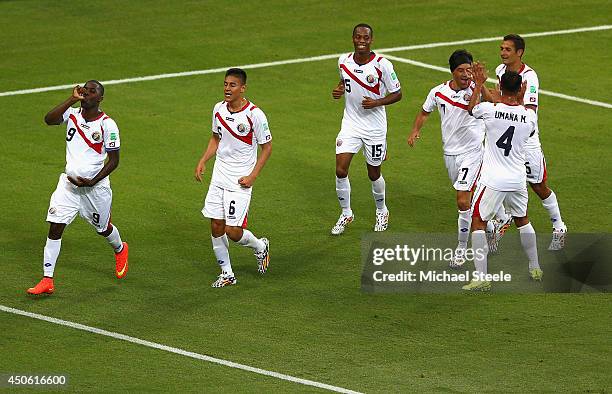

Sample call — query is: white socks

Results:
[371,176,387,212]
[518,223,540,270]
[105,225,124,253]
[471,230,488,275]
[211,234,233,276]
[336,176,352,216]
[457,210,471,249]
[237,229,265,253]
[43,238,61,278]
[541,191,565,230]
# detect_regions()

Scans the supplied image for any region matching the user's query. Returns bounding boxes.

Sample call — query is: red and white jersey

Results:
[495,63,541,150]
[422,81,485,155]
[338,52,401,138]
[61,107,120,186]
[211,100,272,193]
[472,102,537,191]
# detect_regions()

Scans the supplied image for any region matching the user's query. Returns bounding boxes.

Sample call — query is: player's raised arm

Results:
[407,109,431,147]
[44,85,85,125]
[468,64,487,115]
[238,141,272,188]
[332,80,345,99]
[194,134,220,182]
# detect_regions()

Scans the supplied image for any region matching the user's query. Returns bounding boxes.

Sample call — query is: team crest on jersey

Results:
[366,75,376,84]
[236,123,250,135]
[336,139,343,147]
[463,93,472,101]
[91,131,101,142]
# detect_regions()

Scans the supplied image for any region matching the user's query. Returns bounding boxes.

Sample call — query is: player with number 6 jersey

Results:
[331,23,402,235]
[27,81,129,296]
[195,68,272,288]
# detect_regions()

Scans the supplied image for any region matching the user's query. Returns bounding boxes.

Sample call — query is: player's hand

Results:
[194,161,206,182]
[518,81,527,104]
[362,96,379,109]
[67,176,95,187]
[407,130,421,147]
[72,85,86,101]
[332,83,345,99]
[238,175,255,188]
[473,62,488,86]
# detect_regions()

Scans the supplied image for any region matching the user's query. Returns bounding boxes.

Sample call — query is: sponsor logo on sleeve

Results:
[262,122,269,131]
[108,142,116,148]
[391,72,397,80]
[530,86,536,93]
[530,97,536,102]
[110,133,117,141]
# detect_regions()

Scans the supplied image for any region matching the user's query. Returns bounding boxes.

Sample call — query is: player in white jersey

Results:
[195,68,272,288]
[408,50,485,268]
[485,34,567,251]
[331,23,402,235]
[463,69,542,291]
[27,81,129,295]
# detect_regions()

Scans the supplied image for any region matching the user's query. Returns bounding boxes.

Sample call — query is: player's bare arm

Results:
[194,134,220,182]
[238,141,272,188]
[68,150,119,187]
[44,86,85,125]
[361,90,402,109]
[332,80,345,99]
[408,109,431,147]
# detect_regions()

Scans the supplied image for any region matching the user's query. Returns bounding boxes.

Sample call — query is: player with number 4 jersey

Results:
[331,23,402,235]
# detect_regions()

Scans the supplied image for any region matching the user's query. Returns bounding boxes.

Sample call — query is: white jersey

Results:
[422,80,485,155]
[211,100,272,193]
[472,102,537,191]
[61,107,120,186]
[338,52,401,138]
[495,63,540,150]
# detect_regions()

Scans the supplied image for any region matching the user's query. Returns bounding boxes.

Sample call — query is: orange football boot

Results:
[27,277,54,295]
[115,242,129,279]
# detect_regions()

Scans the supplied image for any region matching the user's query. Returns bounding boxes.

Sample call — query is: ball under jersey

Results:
[61,107,120,186]
[495,63,540,150]
[338,52,401,138]
[210,100,272,193]
[472,102,537,191]
[422,80,485,155]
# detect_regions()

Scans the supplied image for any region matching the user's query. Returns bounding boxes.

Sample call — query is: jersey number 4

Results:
[496,126,515,156]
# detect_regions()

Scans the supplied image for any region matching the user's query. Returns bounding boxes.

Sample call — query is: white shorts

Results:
[471,182,528,221]
[202,185,250,228]
[444,148,483,191]
[525,148,547,184]
[335,129,387,166]
[46,173,112,232]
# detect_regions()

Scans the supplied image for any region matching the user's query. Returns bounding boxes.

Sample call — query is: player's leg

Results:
[333,132,361,234]
[28,175,78,295]
[507,189,542,280]
[85,185,129,278]
[223,190,269,274]
[526,149,567,250]
[202,185,236,287]
[364,138,388,232]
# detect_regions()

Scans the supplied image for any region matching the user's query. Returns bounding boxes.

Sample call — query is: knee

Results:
[530,182,550,198]
[336,167,348,178]
[210,220,225,237]
[457,196,471,211]
[367,167,381,181]
[514,217,529,227]
[225,226,242,242]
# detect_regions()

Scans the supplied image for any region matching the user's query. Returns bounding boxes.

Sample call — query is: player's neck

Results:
[353,51,373,65]
[81,107,102,121]
[506,61,523,73]
[449,79,463,91]
[227,97,247,112]
[500,96,520,106]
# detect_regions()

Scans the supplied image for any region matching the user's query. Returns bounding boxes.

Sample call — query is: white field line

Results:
[0,25,610,99]
[0,305,362,394]
[382,54,612,109]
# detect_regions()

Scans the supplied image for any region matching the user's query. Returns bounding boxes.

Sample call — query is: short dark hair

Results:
[503,34,525,54]
[448,49,473,72]
[225,68,247,84]
[500,71,522,94]
[353,23,373,37]
[86,80,104,96]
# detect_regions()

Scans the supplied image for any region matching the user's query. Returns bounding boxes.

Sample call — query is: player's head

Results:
[500,34,525,65]
[80,80,104,109]
[224,68,247,103]
[449,50,473,90]
[500,71,522,96]
[352,23,373,53]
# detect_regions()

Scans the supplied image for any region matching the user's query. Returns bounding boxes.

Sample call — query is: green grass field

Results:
[1,1,611,392]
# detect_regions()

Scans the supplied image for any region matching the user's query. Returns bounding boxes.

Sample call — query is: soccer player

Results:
[331,23,402,235]
[463,67,542,291]
[195,68,271,288]
[408,50,484,267]
[27,81,129,295]
[486,34,567,250]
